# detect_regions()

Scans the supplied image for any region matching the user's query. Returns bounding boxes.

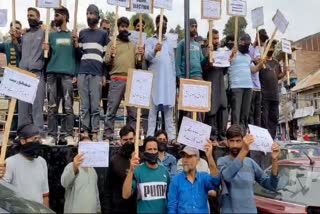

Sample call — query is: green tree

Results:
[223,17,248,38]
[129,14,155,37]
[171,24,184,41]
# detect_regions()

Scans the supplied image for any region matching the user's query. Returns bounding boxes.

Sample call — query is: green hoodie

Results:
[0,41,21,66]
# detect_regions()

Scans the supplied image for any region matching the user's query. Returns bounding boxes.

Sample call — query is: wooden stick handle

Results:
[234,16,239,49]
[138,13,143,62]
[256,27,263,56]
[285,53,290,85]
[156,9,164,57]
[12,0,16,29]
[208,20,213,63]
[192,112,197,121]
[0,99,17,162]
[73,0,79,31]
[112,6,119,58]
[262,28,278,68]
[135,108,141,156]
[44,8,50,58]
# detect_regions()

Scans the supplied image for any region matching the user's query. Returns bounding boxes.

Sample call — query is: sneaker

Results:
[41,136,56,146]
[66,136,77,146]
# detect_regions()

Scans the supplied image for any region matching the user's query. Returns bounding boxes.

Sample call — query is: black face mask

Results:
[121,142,134,158]
[158,142,167,152]
[55,19,63,27]
[230,148,241,157]
[117,31,131,42]
[28,18,40,28]
[238,44,250,54]
[143,152,158,164]
[87,18,99,28]
[267,51,274,58]
[20,141,41,158]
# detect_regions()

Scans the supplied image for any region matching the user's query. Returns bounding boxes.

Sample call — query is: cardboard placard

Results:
[107,0,130,8]
[125,69,153,109]
[273,9,289,34]
[213,48,232,67]
[178,79,211,112]
[282,39,292,54]
[0,67,38,104]
[227,0,247,17]
[251,6,264,29]
[177,117,211,151]
[129,0,153,14]
[36,0,62,8]
[154,0,173,10]
[78,142,109,167]
[201,0,222,20]
[0,9,8,27]
[249,125,273,154]
[129,31,147,46]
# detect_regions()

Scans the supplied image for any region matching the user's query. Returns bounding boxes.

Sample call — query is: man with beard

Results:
[104,17,144,140]
[217,124,280,213]
[168,143,220,214]
[100,19,111,37]
[123,136,170,214]
[16,8,46,141]
[228,34,265,129]
[202,29,228,142]
[106,126,138,213]
[44,6,77,146]
[145,15,176,140]
[73,4,109,141]
[1,123,50,207]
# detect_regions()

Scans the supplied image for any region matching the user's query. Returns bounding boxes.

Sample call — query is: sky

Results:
[1,0,320,42]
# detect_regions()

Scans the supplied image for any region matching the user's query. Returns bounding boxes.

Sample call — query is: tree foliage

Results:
[223,17,248,38]
[129,14,155,37]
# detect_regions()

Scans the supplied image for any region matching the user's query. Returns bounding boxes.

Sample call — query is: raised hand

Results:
[73,153,84,175]
[271,142,281,160]
[243,134,255,151]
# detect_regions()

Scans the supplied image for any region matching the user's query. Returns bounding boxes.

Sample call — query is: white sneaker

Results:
[42,136,56,146]
[66,136,77,146]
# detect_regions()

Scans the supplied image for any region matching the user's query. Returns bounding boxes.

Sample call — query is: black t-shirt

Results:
[259,59,282,101]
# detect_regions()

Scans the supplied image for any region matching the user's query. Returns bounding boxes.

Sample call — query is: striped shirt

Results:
[78,28,108,76]
[229,52,253,89]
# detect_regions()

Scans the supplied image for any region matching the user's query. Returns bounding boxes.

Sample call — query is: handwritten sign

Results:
[107,0,130,8]
[166,33,178,48]
[273,10,289,34]
[125,69,153,108]
[249,124,273,153]
[0,9,7,27]
[36,0,61,8]
[78,142,109,167]
[213,48,232,67]
[154,0,173,10]
[201,0,222,20]
[178,117,211,151]
[282,39,292,54]
[251,7,264,29]
[227,0,247,17]
[178,79,211,112]
[130,0,153,14]
[129,31,147,46]
[0,67,39,104]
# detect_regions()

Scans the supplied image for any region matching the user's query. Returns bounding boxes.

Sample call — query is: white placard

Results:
[130,0,153,14]
[78,142,109,167]
[128,70,153,108]
[282,39,292,54]
[213,48,232,67]
[249,124,273,153]
[228,0,247,17]
[182,84,209,109]
[202,0,221,20]
[0,9,8,27]
[166,33,178,48]
[178,117,211,151]
[107,0,130,8]
[272,10,289,34]
[0,67,39,104]
[129,31,147,46]
[154,0,173,10]
[36,0,61,8]
[251,7,264,29]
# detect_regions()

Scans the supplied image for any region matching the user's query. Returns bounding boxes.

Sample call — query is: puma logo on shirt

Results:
[139,182,167,201]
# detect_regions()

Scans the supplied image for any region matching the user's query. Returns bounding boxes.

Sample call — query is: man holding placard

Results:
[145,15,176,140]
[104,17,144,140]
[16,7,46,140]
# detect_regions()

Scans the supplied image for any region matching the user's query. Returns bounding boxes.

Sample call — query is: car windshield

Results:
[287,147,320,159]
[255,165,320,206]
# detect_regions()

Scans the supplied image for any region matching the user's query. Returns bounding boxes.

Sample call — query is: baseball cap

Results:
[179,146,199,157]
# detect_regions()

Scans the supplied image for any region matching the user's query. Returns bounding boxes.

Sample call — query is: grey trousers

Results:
[249,90,262,126]
[78,74,102,133]
[104,79,136,137]
[47,74,74,138]
[230,88,253,129]
[18,72,45,136]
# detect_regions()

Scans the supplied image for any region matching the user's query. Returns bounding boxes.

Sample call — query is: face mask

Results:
[55,19,63,27]
[20,141,41,158]
[87,18,99,28]
[238,44,250,54]
[230,148,241,157]
[121,142,134,158]
[28,18,40,28]
[117,31,131,42]
[143,152,158,164]
[158,142,167,152]
[267,51,274,58]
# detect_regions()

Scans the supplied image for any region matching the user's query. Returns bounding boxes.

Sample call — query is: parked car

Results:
[278,141,320,160]
[0,181,54,213]
[255,158,320,213]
